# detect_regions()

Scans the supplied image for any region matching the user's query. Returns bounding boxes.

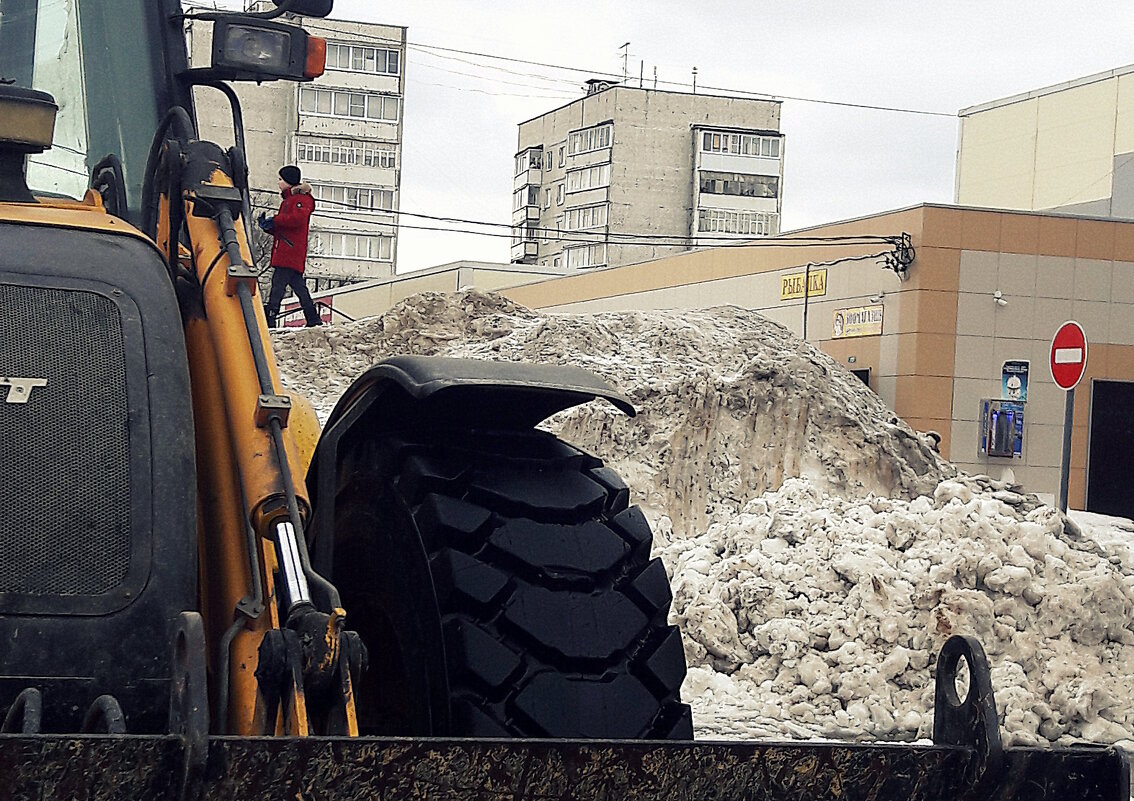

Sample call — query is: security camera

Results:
[993,290,1008,307]
[869,293,884,304]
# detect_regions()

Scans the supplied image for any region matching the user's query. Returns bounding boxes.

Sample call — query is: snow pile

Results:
[275,290,952,537]
[665,475,1134,751]
[272,290,1134,752]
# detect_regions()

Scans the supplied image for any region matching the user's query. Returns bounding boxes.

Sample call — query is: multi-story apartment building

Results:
[191,3,405,289]
[512,82,783,270]
[956,63,1134,218]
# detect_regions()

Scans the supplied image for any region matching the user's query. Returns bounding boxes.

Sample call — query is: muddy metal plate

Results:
[0,735,1127,801]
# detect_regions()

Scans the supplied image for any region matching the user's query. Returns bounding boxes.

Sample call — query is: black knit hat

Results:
[279,165,301,186]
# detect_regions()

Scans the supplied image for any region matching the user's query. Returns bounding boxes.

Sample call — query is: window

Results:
[698,171,779,198]
[558,146,565,167]
[553,256,562,268]
[565,243,606,269]
[563,203,608,231]
[512,185,540,210]
[697,208,779,236]
[556,184,564,205]
[545,188,552,209]
[565,163,611,193]
[567,123,613,156]
[298,138,397,169]
[701,131,782,158]
[311,183,395,213]
[544,151,553,170]
[300,87,399,122]
[311,231,393,261]
[514,147,543,176]
[325,43,401,75]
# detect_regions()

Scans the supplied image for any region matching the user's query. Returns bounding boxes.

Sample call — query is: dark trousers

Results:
[265,266,320,327]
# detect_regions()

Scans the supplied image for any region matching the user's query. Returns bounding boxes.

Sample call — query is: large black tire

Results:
[329,425,692,740]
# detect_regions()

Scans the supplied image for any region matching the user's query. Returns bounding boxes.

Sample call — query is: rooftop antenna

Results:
[619,42,630,82]
[692,66,698,93]
[653,66,657,89]
[639,60,644,88]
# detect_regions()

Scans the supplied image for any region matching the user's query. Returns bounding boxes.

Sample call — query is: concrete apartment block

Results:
[512,83,783,271]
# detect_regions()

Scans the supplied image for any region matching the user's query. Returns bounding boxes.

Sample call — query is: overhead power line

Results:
[296,20,955,118]
[250,189,903,250]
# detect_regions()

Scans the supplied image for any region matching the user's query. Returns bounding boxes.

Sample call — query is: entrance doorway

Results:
[1087,380,1134,518]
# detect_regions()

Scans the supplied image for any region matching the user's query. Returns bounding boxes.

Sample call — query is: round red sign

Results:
[1049,321,1088,391]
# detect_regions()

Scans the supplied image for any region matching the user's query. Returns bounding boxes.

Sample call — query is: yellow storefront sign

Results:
[832,305,884,339]
[780,268,827,301]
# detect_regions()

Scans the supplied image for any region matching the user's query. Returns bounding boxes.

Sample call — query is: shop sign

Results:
[780,268,827,301]
[832,305,883,339]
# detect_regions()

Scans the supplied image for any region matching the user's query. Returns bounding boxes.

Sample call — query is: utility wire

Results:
[297,21,955,118]
[253,195,886,246]
[251,195,902,251]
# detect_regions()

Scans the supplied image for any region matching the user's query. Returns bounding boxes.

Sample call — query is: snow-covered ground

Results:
[272,290,1134,755]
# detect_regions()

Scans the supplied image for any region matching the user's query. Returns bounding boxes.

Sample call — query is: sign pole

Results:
[802,262,811,340]
[1057,387,1074,513]
[1050,320,1087,514]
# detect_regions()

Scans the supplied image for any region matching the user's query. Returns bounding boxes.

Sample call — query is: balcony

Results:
[510,240,538,263]
[513,168,542,191]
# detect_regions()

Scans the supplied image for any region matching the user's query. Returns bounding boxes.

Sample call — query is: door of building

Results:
[1086,380,1134,518]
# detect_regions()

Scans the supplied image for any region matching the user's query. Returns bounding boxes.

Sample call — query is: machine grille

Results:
[0,283,131,596]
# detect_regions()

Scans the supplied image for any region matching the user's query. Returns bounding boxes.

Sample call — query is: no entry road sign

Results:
[1050,321,1088,391]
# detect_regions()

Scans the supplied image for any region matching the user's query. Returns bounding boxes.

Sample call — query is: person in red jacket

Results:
[259,165,321,327]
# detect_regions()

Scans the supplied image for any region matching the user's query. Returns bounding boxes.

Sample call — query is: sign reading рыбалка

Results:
[832,305,883,339]
[780,268,827,301]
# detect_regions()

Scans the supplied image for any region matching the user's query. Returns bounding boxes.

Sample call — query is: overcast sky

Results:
[324,1,1134,273]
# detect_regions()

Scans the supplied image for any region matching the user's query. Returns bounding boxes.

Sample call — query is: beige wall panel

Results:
[1073,258,1114,301]
[1076,219,1116,261]
[952,377,997,422]
[992,296,1036,339]
[1108,308,1134,346]
[1113,260,1134,303]
[957,101,1039,209]
[1024,424,1065,468]
[1036,215,1078,257]
[960,211,1003,253]
[1114,73,1134,154]
[875,375,897,410]
[390,273,457,304]
[921,207,963,250]
[1032,297,1075,340]
[895,375,953,420]
[1000,213,1041,255]
[909,247,962,293]
[331,283,394,320]
[1032,80,1118,208]
[958,250,999,294]
[1035,256,1076,298]
[955,293,996,338]
[466,269,561,293]
[1026,380,1066,427]
[997,252,1039,296]
[1071,299,1112,342]
[949,419,979,465]
[953,335,999,380]
[878,333,899,378]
